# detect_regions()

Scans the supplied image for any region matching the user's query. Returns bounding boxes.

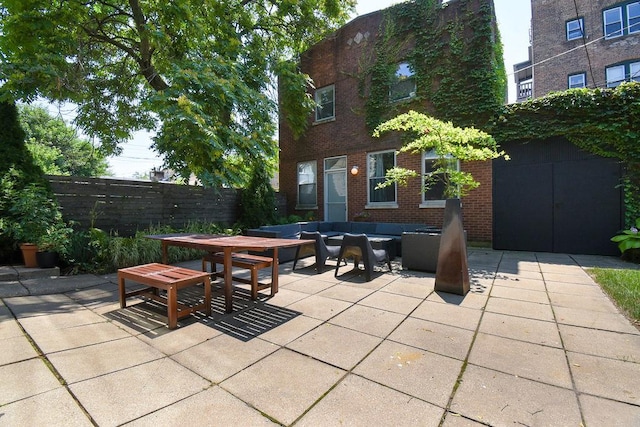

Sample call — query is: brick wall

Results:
[279,0,497,244]
[532,0,640,96]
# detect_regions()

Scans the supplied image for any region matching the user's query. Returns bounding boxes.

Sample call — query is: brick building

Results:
[278,0,502,244]
[515,0,640,100]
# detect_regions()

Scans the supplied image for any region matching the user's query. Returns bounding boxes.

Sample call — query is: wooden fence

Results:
[47,176,241,236]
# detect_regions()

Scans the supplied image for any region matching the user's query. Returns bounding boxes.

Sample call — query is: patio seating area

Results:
[1,249,639,425]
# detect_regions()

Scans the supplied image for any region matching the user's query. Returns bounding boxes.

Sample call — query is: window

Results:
[604,7,623,38]
[390,62,416,102]
[315,85,334,122]
[367,151,396,204]
[606,61,640,87]
[604,2,640,38]
[421,151,459,206]
[297,161,317,207]
[606,64,626,87]
[566,18,584,40]
[629,1,640,33]
[568,73,586,89]
[631,62,640,81]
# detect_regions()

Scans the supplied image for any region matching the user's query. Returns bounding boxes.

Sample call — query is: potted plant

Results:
[35,221,72,268]
[5,183,68,267]
[373,111,508,295]
[611,218,640,263]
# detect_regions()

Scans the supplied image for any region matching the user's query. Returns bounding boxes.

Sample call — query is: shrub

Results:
[611,218,640,263]
[239,165,278,228]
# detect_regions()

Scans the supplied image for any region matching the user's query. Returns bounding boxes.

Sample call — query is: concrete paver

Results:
[450,364,582,426]
[353,340,463,407]
[1,249,639,426]
[329,304,406,337]
[221,348,345,426]
[296,374,444,427]
[388,316,475,360]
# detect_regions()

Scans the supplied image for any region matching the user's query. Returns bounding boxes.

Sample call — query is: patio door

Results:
[324,156,347,222]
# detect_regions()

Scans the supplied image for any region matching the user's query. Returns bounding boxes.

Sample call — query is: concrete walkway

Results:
[1,249,639,426]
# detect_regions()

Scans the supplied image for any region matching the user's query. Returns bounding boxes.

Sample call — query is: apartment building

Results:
[515,0,640,101]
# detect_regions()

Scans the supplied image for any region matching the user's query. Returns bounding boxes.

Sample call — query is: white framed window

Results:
[568,73,586,89]
[421,150,459,207]
[566,18,584,40]
[606,64,626,87]
[297,161,317,208]
[631,61,640,82]
[390,62,416,102]
[604,7,623,39]
[315,85,334,122]
[606,61,640,87]
[629,1,640,33]
[367,150,397,205]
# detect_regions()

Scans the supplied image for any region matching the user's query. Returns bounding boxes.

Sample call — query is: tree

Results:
[0,0,355,187]
[239,164,278,229]
[0,100,47,260]
[373,110,508,198]
[18,104,109,177]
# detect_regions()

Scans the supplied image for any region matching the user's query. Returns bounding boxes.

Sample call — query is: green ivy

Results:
[360,0,506,130]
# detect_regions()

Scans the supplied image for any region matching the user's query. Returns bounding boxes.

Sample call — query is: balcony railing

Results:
[516,81,533,102]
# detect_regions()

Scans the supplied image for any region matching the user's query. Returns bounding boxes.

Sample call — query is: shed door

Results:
[493,138,622,255]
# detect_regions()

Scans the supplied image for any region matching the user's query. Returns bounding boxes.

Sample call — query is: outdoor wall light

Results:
[350,165,359,176]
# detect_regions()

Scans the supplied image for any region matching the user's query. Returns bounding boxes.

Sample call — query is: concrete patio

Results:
[1,249,639,426]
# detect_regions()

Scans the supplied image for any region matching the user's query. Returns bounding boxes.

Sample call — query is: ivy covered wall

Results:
[360,0,506,131]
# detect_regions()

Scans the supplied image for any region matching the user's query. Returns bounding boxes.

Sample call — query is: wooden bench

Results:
[202,252,274,300]
[118,263,211,329]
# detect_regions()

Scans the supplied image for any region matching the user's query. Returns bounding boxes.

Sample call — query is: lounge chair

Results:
[293,231,343,273]
[334,233,392,281]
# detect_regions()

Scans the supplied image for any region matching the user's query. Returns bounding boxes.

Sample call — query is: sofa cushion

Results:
[375,223,405,236]
[318,222,334,232]
[351,222,377,234]
[402,223,429,232]
[278,223,302,239]
[331,222,352,233]
[300,222,320,232]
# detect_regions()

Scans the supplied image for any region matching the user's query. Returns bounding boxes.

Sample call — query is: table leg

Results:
[203,276,212,316]
[118,275,126,308]
[162,242,169,264]
[272,247,279,295]
[167,285,177,329]
[224,247,233,313]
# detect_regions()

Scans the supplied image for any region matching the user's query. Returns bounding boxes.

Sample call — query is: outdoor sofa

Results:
[246,221,439,263]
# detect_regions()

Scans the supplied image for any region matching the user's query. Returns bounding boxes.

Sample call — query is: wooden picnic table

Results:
[146,234,312,313]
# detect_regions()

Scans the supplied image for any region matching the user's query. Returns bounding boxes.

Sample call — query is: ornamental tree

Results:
[0,0,355,187]
[373,110,508,198]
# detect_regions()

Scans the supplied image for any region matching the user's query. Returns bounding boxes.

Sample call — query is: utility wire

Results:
[573,0,597,88]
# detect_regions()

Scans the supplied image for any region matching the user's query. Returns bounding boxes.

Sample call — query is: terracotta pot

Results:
[20,243,39,268]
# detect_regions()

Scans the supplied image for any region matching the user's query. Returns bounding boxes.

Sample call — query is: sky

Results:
[106,0,532,178]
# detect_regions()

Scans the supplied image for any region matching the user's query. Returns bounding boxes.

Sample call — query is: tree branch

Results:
[127,0,169,91]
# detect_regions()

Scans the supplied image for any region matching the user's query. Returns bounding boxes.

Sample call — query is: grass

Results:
[590,267,640,325]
